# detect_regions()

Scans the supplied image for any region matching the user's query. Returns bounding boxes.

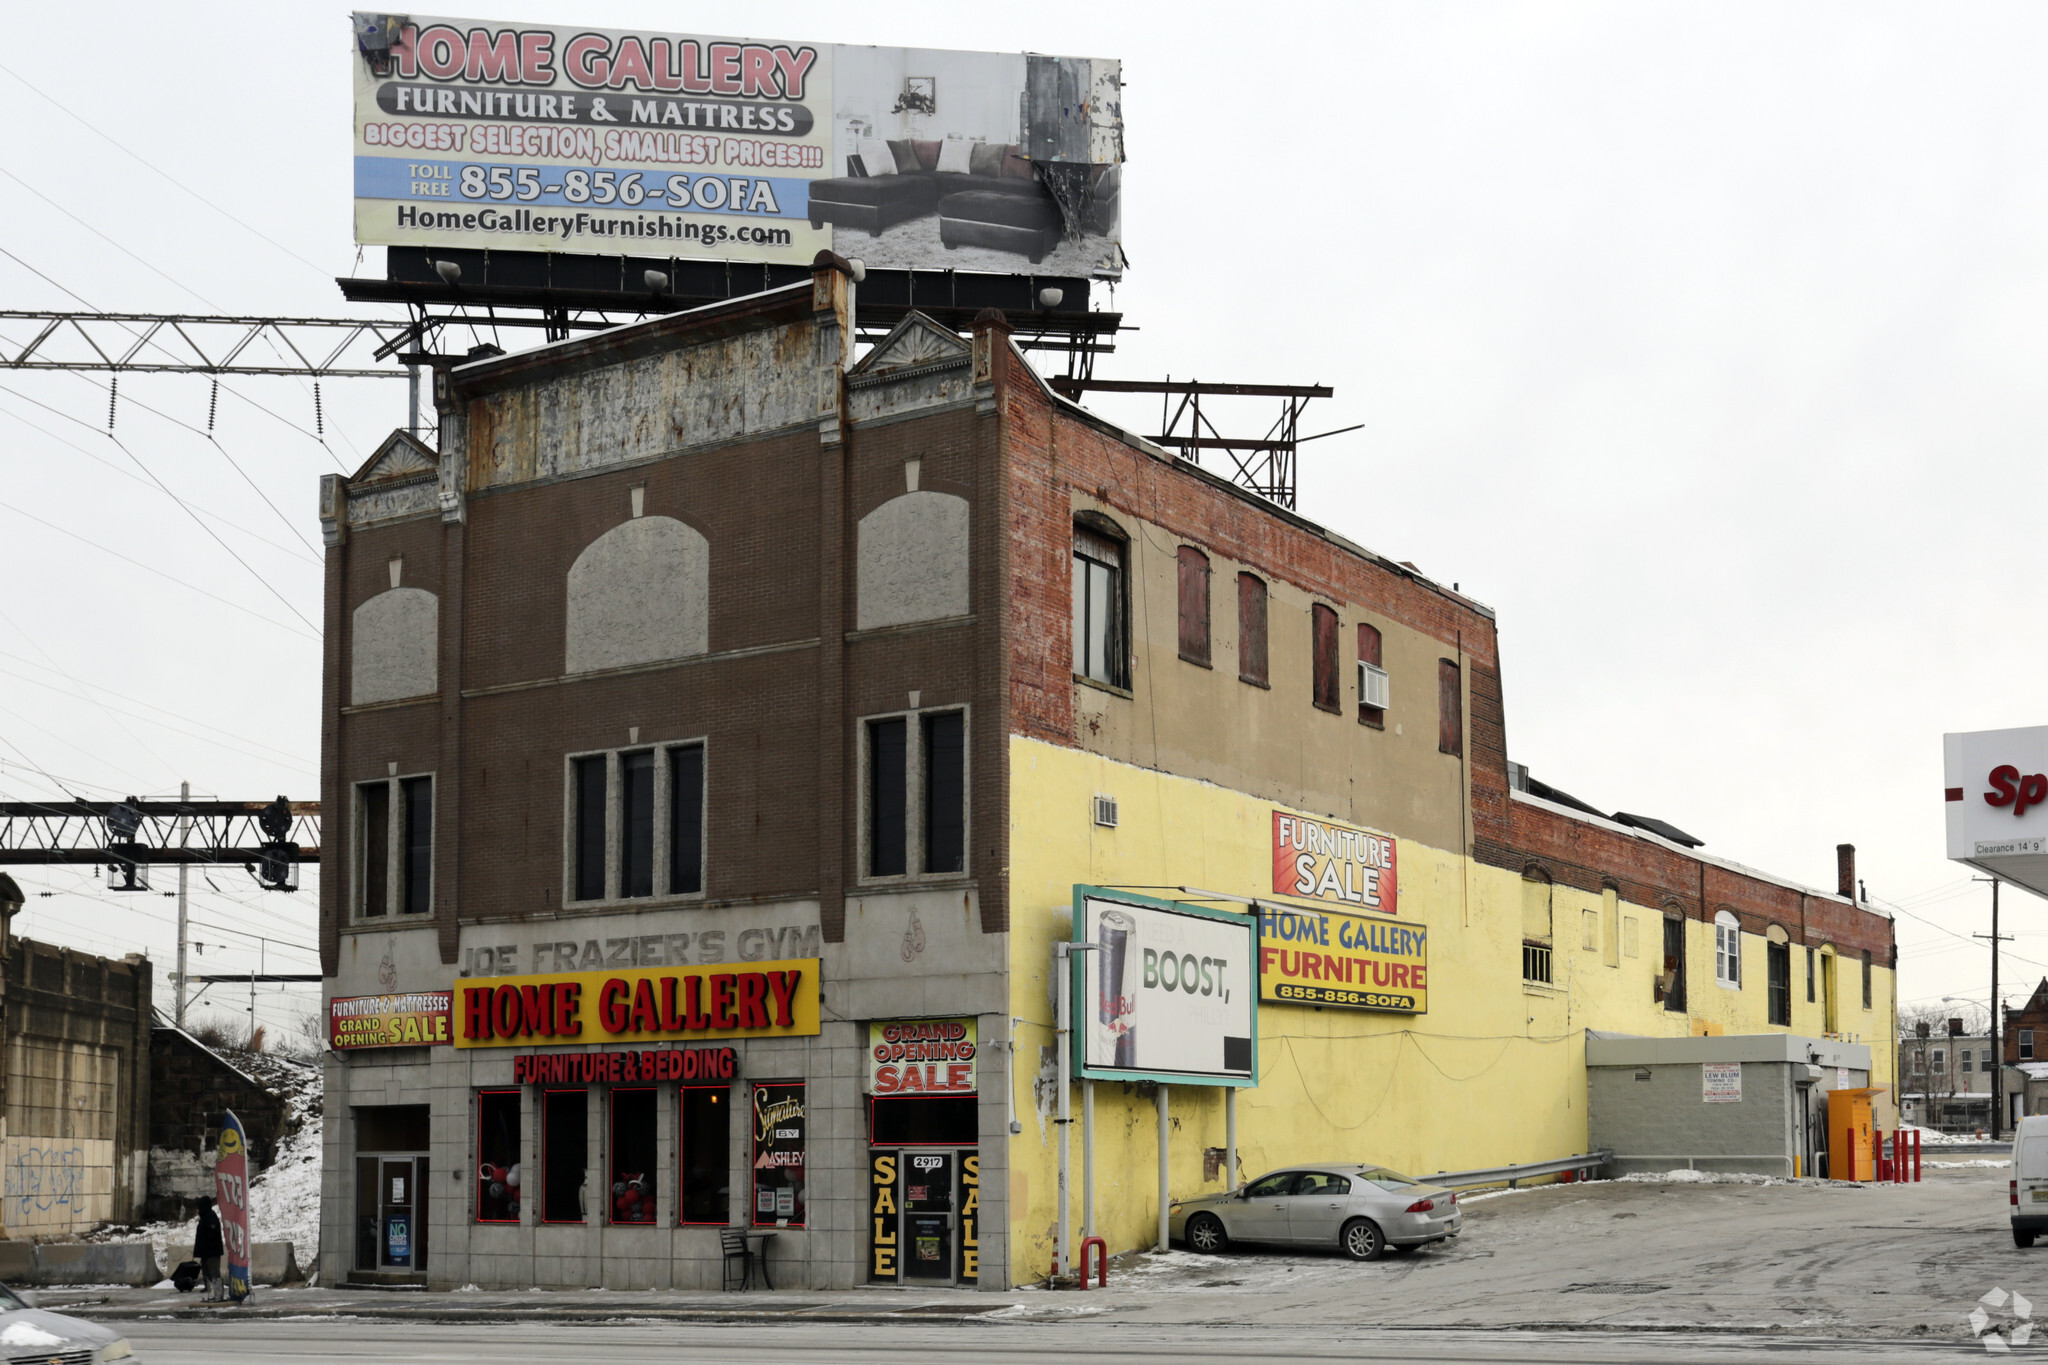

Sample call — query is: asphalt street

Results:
[55,1165,2028,1361]
[115,1320,1969,1364]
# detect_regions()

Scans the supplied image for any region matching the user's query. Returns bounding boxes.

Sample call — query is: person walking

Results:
[194,1195,224,1302]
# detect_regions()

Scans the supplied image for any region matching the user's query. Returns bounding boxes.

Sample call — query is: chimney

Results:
[1916,1020,1930,1038]
[1950,1017,1965,1037]
[1836,843,1856,901]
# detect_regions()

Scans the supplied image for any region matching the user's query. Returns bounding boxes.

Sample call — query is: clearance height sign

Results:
[453,959,819,1047]
[1259,904,1427,1014]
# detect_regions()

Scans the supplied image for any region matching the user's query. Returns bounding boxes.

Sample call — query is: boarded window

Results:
[1237,573,1268,687]
[1311,604,1339,712]
[1861,949,1873,1009]
[1357,623,1385,727]
[573,756,607,902]
[620,750,655,899]
[669,744,705,896]
[1438,658,1463,756]
[358,781,390,919]
[868,718,908,877]
[923,711,966,874]
[1520,873,1552,944]
[400,775,432,916]
[1176,546,1211,666]
[1661,915,1687,1013]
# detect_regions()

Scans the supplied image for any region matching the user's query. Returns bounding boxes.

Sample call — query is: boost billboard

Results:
[1073,887,1256,1087]
[351,13,1124,277]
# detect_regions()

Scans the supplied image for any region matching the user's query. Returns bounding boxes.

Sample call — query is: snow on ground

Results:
[97,1042,323,1274]
[1929,1159,2011,1169]
[1616,1170,1792,1186]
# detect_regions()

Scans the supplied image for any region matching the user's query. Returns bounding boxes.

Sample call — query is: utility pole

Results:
[1975,877,2013,1139]
[175,780,189,1026]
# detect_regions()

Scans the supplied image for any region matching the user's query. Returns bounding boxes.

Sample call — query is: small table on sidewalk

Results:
[745,1230,778,1290]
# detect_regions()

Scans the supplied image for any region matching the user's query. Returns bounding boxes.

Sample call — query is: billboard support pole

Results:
[1156,1085,1170,1252]
[1082,1079,1095,1240]
[1055,941,1073,1283]
[1225,1086,1237,1193]
[407,364,420,438]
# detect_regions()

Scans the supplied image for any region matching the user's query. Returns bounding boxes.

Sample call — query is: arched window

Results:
[1237,572,1268,687]
[1176,546,1211,666]
[1765,925,1791,1025]
[1072,518,1127,688]
[1311,603,1340,713]
[1357,622,1386,728]
[1714,909,1741,988]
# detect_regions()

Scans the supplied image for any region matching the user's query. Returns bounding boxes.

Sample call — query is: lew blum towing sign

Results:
[453,959,818,1047]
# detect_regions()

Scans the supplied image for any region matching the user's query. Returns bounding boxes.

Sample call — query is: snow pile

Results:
[1929,1158,2011,1169]
[1898,1124,1988,1147]
[97,1042,323,1274]
[1617,1169,1789,1186]
[0,1321,63,1347]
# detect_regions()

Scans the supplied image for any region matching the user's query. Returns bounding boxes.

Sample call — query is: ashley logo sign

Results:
[1986,765,2048,817]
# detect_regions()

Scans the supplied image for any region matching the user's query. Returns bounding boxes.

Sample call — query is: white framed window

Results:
[1714,910,1741,988]
[1961,1049,1974,1074]
[859,706,969,882]
[355,773,433,921]
[2024,1030,2036,1061]
[563,740,707,906]
[1931,1048,1946,1074]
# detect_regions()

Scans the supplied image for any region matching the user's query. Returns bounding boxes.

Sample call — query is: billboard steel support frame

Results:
[0,312,414,379]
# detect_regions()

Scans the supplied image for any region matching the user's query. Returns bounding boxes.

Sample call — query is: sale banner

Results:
[329,992,452,1049]
[1271,810,1398,914]
[215,1109,253,1302]
[867,1019,976,1095]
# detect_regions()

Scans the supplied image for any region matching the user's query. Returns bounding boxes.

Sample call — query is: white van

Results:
[2011,1116,2048,1246]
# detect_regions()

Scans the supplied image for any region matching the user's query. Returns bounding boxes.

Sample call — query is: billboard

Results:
[329,991,452,1049]
[1944,726,2048,898]
[1271,811,1399,914]
[1073,887,1256,1086]
[351,14,1124,277]
[1258,903,1426,1014]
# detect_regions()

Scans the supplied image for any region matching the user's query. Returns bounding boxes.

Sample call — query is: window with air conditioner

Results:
[1358,661,1391,711]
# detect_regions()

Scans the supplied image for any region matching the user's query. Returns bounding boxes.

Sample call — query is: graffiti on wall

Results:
[1,1139,113,1231]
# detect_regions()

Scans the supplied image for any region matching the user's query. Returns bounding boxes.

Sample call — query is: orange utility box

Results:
[1827,1087,1884,1181]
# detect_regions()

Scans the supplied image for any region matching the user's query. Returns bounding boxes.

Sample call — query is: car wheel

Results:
[1186,1213,1229,1254]
[2018,1228,2037,1249]
[1341,1218,1387,1262]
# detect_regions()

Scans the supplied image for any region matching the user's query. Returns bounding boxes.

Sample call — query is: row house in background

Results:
[316,255,1897,1290]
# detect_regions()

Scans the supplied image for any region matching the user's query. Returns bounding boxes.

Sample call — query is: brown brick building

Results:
[317,256,1895,1290]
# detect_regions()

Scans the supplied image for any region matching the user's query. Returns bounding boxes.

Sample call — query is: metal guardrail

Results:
[1424,1149,1613,1189]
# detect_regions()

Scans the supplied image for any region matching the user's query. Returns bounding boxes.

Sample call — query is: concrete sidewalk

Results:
[42,1166,2024,1344]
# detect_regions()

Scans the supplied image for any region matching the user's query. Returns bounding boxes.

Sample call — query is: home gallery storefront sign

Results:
[452,960,820,1046]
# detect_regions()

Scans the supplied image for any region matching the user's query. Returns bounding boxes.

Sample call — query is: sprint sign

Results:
[1272,811,1398,914]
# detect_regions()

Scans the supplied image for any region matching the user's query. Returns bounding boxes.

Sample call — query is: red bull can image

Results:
[1097,908,1137,1067]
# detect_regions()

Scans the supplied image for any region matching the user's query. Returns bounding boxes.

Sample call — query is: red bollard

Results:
[1914,1128,1922,1183]
[1079,1236,1108,1290]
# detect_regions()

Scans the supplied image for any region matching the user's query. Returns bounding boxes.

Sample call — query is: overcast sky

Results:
[2,1,2039,1040]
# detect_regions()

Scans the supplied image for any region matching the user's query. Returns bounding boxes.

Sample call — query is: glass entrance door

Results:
[356,1154,428,1274]
[901,1151,956,1281]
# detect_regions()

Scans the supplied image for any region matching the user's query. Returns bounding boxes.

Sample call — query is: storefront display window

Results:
[475,1090,521,1223]
[680,1085,730,1225]
[541,1088,588,1223]
[751,1081,805,1227]
[609,1087,657,1224]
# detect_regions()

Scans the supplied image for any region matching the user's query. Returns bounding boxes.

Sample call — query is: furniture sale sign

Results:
[1271,811,1399,914]
[352,13,1124,276]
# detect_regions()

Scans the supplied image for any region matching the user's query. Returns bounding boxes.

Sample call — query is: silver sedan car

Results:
[1169,1164,1462,1260]
[0,1282,139,1360]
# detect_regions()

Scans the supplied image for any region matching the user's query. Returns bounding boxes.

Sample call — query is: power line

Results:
[0,646,312,769]
[0,400,316,562]
[0,498,317,639]
[0,165,214,308]
[0,64,330,278]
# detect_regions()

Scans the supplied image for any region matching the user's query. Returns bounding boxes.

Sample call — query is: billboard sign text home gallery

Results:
[352,13,1125,277]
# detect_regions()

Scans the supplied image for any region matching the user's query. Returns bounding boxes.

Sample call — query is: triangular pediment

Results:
[353,429,439,484]
[849,311,971,378]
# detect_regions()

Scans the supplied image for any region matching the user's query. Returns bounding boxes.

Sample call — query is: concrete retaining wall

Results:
[163,1241,302,1285]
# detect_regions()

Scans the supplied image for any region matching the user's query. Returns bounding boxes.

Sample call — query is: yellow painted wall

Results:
[1004,735,1897,1277]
